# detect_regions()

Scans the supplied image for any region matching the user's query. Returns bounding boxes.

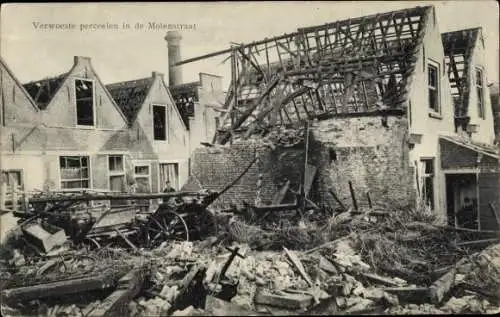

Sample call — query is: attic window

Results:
[75,79,94,126]
[476,68,485,119]
[427,62,440,114]
[153,105,167,140]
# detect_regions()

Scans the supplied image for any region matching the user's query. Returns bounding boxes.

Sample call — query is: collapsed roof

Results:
[441,27,482,118]
[23,73,68,110]
[106,77,155,124]
[176,6,433,144]
[169,81,200,129]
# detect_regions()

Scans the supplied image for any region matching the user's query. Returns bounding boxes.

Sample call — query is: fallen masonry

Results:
[1,199,500,316]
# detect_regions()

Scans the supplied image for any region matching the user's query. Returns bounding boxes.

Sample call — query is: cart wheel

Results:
[147,210,189,248]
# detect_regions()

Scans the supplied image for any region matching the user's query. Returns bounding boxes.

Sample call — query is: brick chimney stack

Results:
[164,31,183,86]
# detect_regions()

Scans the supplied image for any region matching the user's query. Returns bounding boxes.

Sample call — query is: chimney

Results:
[165,31,183,86]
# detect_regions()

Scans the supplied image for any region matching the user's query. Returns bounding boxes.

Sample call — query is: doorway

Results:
[445,173,478,230]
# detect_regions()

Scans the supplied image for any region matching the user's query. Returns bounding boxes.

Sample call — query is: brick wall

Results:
[311,115,416,210]
[440,138,500,171]
[187,115,416,211]
[186,142,308,209]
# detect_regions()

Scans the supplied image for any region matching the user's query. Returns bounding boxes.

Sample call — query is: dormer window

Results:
[153,105,167,140]
[476,68,485,119]
[427,61,440,114]
[75,79,94,126]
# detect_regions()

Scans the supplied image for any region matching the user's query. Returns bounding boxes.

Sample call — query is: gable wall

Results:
[466,33,496,144]
[0,62,39,126]
[41,56,127,130]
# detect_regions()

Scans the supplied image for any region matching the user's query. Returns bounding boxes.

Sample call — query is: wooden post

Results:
[328,190,346,211]
[0,180,6,210]
[348,181,358,211]
[11,184,17,212]
[366,191,373,209]
[488,202,500,229]
[299,121,310,215]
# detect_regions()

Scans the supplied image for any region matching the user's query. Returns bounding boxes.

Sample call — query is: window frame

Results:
[1,169,24,189]
[427,60,441,115]
[59,155,91,190]
[152,104,168,141]
[74,78,96,127]
[107,155,126,193]
[475,67,485,119]
[133,163,152,193]
[420,157,435,210]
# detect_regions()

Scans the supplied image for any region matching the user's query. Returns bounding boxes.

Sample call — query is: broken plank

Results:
[348,181,358,211]
[283,247,313,287]
[429,267,456,304]
[271,180,290,205]
[383,286,430,304]
[489,203,500,229]
[206,295,266,316]
[360,272,405,287]
[88,268,145,317]
[114,228,138,251]
[329,190,347,211]
[2,271,121,302]
[254,288,313,310]
[455,238,500,247]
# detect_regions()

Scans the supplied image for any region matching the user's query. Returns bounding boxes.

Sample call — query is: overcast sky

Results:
[1,1,498,90]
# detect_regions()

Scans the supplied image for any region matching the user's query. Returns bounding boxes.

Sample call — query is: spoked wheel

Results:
[146,210,189,248]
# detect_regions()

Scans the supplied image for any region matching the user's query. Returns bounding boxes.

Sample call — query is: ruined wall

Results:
[185,142,309,209]
[311,115,416,209]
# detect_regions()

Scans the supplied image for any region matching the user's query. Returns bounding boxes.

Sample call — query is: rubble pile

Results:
[2,200,500,316]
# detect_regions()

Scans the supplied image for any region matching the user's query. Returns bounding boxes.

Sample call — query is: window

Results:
[134,165,151,193]
[153,105,167,140]
[75,79,94,126]
[1,170,24,210]
[60,156,90,189]
[108,155,125,192]
[476,68,485,119]
[1,170,23,189]
[108,155,123,173]
[421,158,435,210]
[159,163,179,191]
[428,63,440,113]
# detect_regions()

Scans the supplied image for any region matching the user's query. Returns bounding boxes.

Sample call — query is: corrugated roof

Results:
[106,77,154,124]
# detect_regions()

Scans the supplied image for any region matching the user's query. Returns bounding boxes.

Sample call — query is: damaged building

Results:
[1,5,500,317]
[0,31,222,240]
[181,6,500,230]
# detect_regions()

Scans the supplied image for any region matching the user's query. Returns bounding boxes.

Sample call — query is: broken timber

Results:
[1,270,123,302]
[429,267,456,304]
[28,191,210,203]
[88,268,146,317]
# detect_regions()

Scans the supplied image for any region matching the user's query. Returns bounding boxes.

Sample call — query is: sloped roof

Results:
[441,27,481,117]
[106,77,154,123]
[0,57,40,111]
[440,135,499,159]
[22,73,68,110]
[170,81,200,129]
